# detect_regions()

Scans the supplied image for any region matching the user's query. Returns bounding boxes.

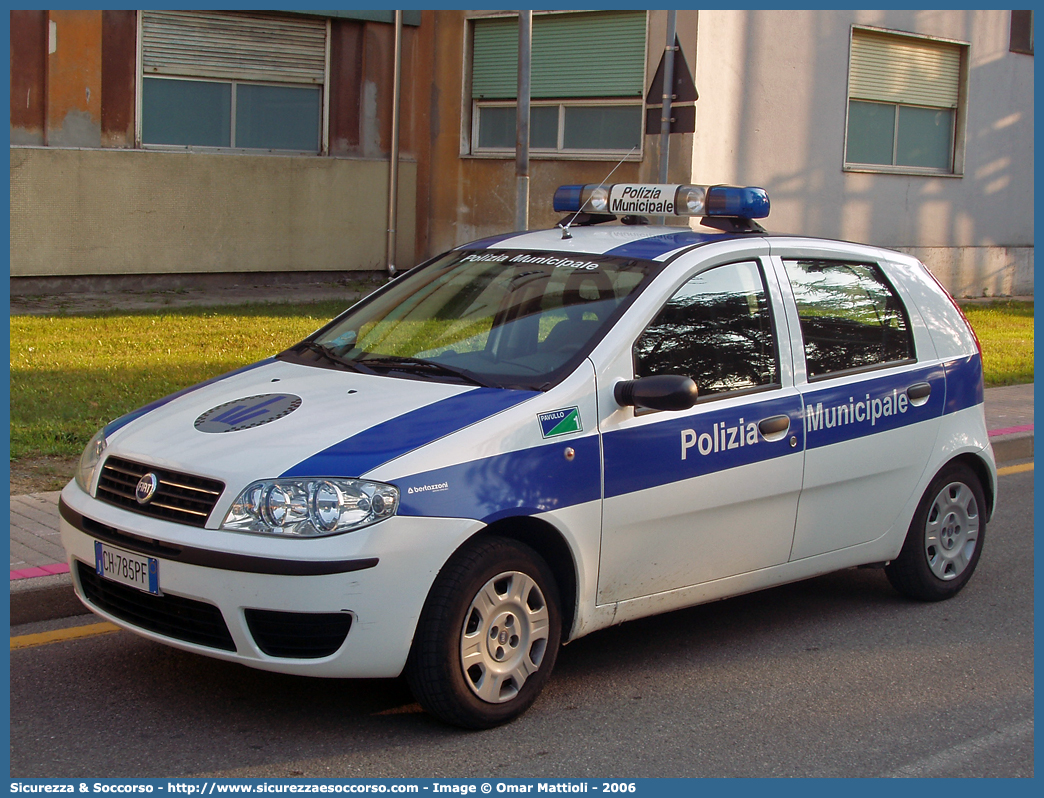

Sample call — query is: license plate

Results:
[94,541,160,595]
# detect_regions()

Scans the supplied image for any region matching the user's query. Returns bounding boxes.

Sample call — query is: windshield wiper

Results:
[359,356,496,388]
[293,342,375,374]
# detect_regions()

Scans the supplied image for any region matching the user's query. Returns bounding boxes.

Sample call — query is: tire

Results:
[886,462,986,602]
[405,536,562,729]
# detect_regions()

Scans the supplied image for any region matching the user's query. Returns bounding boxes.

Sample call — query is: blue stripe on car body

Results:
[602,392,804,500]
[396,435,602,522]
[392,359,980,520]
[280,387,538,479]
[604,231,733,260]
[943,354,985,415]
[801,364,946,450]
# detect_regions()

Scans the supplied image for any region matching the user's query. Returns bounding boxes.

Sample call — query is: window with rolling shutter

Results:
[844,27,965,173]
[140,10,327,152]
[469,11,647,157]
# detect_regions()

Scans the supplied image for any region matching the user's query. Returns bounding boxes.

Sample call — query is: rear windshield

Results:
[282,249,659,390]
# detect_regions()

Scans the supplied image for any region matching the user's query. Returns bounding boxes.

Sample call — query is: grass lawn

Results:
[10,301,350,491]
[9,298,1033,492]
[960,300,1034,387]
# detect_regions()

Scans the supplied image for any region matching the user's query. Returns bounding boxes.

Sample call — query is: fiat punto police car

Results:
[60,183,995,728]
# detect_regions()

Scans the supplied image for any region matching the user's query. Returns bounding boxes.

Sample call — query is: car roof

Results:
[460,224,923,271]
[461,225,749,262]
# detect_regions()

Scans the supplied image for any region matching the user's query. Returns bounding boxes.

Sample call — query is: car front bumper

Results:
[59,481,481,678]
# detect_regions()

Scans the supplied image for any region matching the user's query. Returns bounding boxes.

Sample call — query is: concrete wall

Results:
[895,245,1034,298]
[691,9,1033,297]
[10,147,416,276]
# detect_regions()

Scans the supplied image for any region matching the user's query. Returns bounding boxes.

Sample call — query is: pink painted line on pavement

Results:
[989,424,1034,437]
[10,563,71,581]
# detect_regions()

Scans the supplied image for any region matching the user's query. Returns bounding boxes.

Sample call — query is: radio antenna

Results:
[558,146,636,240]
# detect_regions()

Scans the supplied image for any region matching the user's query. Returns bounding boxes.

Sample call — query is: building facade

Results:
[9,9,1034,296]
[10,9,422,281]
[689,9,1034,297]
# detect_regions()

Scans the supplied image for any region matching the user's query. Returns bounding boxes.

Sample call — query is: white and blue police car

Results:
[60,182,996,728]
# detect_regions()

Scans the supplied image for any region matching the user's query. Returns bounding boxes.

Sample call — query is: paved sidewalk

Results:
[9,383,1034,626]
[981,382,1034,462]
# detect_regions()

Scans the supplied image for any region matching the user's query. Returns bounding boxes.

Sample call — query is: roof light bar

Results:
[553,183,770,219]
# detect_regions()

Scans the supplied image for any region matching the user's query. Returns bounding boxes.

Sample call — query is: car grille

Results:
[245,609,352,659]
[96,456,224,528]
[77,562,236,652]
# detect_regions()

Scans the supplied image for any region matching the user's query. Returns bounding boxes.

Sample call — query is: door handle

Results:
[907,382,931,407]
[758,414,791,441]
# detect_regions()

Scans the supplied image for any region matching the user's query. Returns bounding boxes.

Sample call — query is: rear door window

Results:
[782,259,914,380]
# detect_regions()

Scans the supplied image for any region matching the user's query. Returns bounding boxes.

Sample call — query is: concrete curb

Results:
[11,571,88,626]
[990,433,1033,464]
[9,430,1033,629]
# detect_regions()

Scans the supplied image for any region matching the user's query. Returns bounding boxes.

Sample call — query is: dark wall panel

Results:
[101,10,137,147]
[10,10,47,144]
[329,19,363,154]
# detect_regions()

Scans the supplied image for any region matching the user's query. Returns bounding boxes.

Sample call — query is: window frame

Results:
[631,259,783,404]
[843,25,969,178]
[463,10,647,161]
[140,74,323,154]
[135,10,331,155]
[470,98,645,159]
[845,99,956,172]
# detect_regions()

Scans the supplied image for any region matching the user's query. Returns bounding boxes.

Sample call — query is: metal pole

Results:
[658,10,677,184]
[515,10,532,231]
[386,10,403,277]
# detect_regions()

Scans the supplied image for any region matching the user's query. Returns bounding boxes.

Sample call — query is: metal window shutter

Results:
[142,10,326,84]
[849,29,960,108]
[473,11,646,100]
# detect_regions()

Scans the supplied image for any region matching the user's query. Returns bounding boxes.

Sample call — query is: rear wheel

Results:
[886,462,986,601]
[405,536,561,729]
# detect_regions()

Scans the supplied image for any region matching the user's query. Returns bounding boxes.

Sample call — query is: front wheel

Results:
[405,536,562,729]
[886,462,987,601]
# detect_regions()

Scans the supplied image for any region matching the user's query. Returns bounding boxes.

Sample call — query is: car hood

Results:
[101,358,537,487]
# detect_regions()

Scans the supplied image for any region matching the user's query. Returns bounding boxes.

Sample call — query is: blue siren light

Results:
[553,183,770,219]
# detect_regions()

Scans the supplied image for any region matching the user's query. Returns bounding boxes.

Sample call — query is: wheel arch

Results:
[475,516,580,642]
[949,452,996,522]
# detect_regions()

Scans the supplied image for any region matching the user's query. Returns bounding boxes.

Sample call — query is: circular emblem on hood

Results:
[136,473,159,505]
[194,394,302,434]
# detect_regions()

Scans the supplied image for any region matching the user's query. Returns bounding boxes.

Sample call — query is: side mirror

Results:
[614,375,698,412]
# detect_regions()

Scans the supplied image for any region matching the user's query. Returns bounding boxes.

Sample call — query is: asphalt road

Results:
[10,469,1033,779]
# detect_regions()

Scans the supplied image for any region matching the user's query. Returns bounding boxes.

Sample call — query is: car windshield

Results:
[283,249,658,390]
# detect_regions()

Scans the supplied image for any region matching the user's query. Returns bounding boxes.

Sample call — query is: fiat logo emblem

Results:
[135,473,160,505]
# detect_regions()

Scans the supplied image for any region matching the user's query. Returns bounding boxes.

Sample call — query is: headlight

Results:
[75,428,108,494]
[221,478,399,537]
